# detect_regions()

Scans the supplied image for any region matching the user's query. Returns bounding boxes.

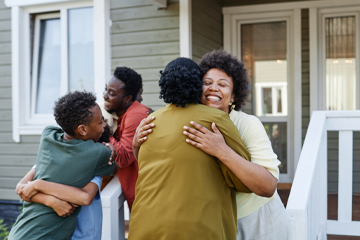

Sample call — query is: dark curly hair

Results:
[159,57,203,107]
[113,67,143,101]
[199,49,249,111]
[54,91,97,136]
[98,118,112,143]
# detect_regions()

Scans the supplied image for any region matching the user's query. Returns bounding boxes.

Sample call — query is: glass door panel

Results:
[241,21,288,174]
[325,16,356,110]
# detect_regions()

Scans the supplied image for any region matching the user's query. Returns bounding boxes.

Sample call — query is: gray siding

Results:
[0,2,39,201]
[110,0,180,110]
[301,9,310,144]
[191,0,223,63]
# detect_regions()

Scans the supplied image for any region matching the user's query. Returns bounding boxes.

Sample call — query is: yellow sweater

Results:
[128,104,251,240]
[230,110,281,219]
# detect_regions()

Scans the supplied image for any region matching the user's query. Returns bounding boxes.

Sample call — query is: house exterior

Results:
[1,0,359,234]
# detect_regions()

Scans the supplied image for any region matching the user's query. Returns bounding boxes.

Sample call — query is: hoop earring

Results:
[229,102,235,111]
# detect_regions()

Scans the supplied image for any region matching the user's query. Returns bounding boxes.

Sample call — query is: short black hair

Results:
[54,91,97,136]
[113,67,143,101]
[199,49,249,111]
[159,57,203,107]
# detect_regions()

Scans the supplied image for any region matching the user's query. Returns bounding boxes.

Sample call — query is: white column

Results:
[179,0,192,58]
[94,0,111,102]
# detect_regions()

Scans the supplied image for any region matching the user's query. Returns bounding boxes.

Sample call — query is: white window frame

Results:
[311,5,360,112]
[5,0,111,142]
[223,7,302,183]
[255,82,288,117]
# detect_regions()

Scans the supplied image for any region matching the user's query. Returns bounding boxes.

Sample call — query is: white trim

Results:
[327,220,360,236]
[94,0,111,102]
[11,6,21,143]
[223,7,301,182]
[60,8,68,96]
[5,0,76,7]
[223,0,360,14]
[179,0,191,58]
[8,0,110,142]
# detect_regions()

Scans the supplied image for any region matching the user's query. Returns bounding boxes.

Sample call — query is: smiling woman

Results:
[201,68,234,113]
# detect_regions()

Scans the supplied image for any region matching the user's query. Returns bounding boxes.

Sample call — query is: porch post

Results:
[94,0,111,102]
[179,0,192,58]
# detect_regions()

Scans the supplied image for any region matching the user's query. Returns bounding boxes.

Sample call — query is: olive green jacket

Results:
[129,104,251,240]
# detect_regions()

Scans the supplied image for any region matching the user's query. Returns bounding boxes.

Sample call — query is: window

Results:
[325,16,356,111]
[7,0,111,142]
[313,5,360,112]
[31,13,61,115]
[30,7,94,123]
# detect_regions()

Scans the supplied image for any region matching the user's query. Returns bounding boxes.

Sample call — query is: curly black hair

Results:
[199,49,249,111]
[54,91,97,136]
[159,58,203,107]
[113,67,143,101]
[98,118,112,143]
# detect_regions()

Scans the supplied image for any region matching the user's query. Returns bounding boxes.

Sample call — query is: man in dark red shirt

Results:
[102,67,149,211]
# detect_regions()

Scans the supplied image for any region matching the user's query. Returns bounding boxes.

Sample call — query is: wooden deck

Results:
[278,189,360,240]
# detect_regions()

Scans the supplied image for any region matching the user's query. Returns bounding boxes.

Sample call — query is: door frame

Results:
[223,7,301,183]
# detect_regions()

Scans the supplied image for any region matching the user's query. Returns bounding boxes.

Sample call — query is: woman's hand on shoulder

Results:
[183,121,230,158]
[133,116,156,149]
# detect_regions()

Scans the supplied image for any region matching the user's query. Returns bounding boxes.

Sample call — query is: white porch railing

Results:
[101,176,126,240]
[287,110,360,239]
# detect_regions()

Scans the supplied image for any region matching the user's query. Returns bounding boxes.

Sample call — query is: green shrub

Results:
[0,219,9,240]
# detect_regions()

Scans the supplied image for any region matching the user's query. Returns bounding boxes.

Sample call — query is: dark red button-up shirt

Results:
[109,101,149,211]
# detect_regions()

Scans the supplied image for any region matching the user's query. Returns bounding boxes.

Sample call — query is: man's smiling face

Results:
[103,76,130,116]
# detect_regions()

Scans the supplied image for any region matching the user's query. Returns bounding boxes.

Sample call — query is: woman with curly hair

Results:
[133,50,289,239]
[128,57,252,240]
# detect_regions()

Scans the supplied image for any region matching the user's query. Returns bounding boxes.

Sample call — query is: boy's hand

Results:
[102,142,117,165]
[18,180,39,202]
[49,197,77,217]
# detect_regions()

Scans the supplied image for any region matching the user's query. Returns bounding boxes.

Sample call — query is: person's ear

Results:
[124,95,132,105]
[231,93,235,103]
[77,125,87,137]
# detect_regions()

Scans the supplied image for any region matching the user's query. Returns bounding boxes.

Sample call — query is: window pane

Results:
[325,16,356,110]
[262,88,272,114]
[241,22,288,117]
[263,122,288,173]
[36,18,61,114]
[68,7,94,92]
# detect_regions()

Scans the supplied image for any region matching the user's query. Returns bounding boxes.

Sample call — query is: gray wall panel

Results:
[110,0,180,109]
